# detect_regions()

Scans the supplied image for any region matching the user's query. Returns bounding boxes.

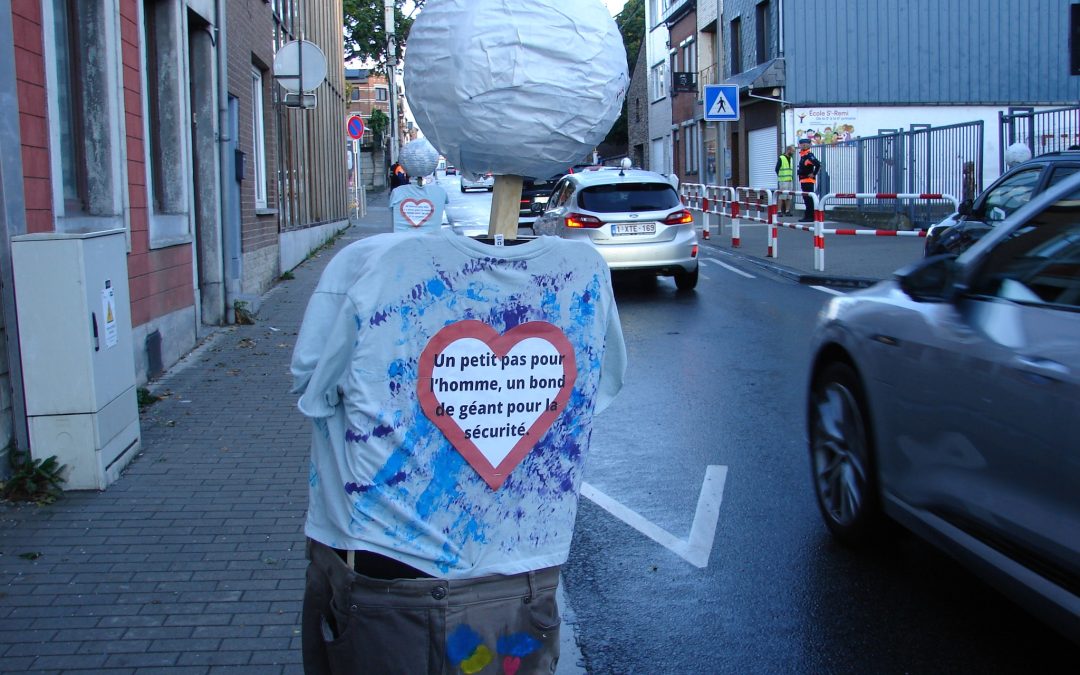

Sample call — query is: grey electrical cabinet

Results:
[12,228,141,490]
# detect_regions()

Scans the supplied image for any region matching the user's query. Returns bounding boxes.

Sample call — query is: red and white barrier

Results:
[818,193,958,239]
[769,190,825,268]
[825,192,958,210]
[729,187,774,249]
[680,184,710,239]
[681,186,956,273]
[682,184,740,242]
[705,186,736,244]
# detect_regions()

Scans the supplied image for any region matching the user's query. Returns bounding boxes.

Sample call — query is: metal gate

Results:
[999,105,1080,173]
[809,120,984,227]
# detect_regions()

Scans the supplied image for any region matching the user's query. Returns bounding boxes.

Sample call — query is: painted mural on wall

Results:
[795,107,859,145]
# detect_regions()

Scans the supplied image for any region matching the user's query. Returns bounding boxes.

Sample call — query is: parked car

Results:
[532,168,699,290]
[445,165,458,176]
[807,171,1080,642]
[460,171,494,192]
[518,175,562,229]
[924,149,1080,257]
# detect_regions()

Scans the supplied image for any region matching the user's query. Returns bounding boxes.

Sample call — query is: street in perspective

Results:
[1,0,1079,674]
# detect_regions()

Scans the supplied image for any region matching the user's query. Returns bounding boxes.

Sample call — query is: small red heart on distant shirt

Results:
[400,198,434,227]
[503,656,522,675]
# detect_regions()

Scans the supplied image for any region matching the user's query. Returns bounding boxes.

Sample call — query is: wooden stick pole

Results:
[488,174,524,239]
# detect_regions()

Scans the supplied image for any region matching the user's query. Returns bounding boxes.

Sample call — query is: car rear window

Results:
[579,183,680,213]
[523,175,561,193]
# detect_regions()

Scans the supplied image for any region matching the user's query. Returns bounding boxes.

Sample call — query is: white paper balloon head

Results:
[405,0,628,181]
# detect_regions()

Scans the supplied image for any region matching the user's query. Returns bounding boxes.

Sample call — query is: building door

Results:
[650,138,665,173]
[187,9,224,325]
[749,126,778,189]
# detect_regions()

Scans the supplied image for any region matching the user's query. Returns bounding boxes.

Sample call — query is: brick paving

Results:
[0,194,392,674]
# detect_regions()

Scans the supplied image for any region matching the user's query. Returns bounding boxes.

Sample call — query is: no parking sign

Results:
[346,115,366,140]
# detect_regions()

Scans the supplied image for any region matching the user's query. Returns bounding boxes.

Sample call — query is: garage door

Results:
[748,127,778,189]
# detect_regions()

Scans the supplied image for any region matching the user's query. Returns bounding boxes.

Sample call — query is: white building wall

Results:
[697,0,718,27]
[782,105,1070,189]
[696,2,721,184]
[645,1,672,174]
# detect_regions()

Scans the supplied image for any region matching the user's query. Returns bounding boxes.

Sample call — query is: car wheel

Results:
[809,361,883,545]
[674,265,699,291]
[460,185,466,193]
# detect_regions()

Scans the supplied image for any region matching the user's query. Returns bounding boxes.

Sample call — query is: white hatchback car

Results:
[532,168,699,290]
[460,171,494,192]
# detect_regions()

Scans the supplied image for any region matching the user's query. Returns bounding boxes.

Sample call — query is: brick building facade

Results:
[0,0,348,483]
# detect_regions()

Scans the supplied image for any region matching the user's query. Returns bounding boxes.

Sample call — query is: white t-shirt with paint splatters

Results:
[291,229,625,578]
[389,183,449,232]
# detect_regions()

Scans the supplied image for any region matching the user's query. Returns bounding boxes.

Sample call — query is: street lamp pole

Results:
[384,0,399,162]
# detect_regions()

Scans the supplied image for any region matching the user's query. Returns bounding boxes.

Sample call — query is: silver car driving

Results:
[807,172,1080,641]
[532,168,699,290]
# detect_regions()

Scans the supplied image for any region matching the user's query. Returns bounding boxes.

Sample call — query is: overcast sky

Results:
[601,0,627,15]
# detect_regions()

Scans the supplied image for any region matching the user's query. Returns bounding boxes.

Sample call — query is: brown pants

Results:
[302,539,561,675]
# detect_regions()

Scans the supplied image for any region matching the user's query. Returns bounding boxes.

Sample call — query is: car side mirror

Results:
[957,199,973,216]
[894,254,959,302]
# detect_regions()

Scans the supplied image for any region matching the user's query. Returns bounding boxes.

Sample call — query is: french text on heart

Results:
[429,339,566,443]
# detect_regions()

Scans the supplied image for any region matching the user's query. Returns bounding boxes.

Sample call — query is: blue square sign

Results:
[703,84,739,122]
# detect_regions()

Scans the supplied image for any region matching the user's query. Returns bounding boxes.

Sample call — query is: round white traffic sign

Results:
[273,40,327,93]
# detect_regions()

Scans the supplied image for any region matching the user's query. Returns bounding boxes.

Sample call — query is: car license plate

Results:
[611,222,656,235]
[534,196,549,204]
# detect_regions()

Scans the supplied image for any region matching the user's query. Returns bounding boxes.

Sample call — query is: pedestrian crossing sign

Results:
[703,84,739,122]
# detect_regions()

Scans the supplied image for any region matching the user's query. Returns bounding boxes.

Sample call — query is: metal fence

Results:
[999,105,1080,173]
[809,120,984,227]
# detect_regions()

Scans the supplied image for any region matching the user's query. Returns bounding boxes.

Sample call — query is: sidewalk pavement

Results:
[0,189,586,674]
[700,214,929,287]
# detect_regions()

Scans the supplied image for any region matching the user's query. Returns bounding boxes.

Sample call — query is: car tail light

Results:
[565,213,603,228]
[663,209,694,225]
[691,244,699,258]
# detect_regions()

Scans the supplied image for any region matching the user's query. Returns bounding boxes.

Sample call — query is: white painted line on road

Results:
[581,465,728,569]
[810,285,846,296]
[703,257,756,279]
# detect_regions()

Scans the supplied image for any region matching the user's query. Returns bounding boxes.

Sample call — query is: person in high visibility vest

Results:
[796,138,821,222]
[775,145,795,217]
[389,161,410,189]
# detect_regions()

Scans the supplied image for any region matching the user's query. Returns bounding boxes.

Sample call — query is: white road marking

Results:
[581,465,728,569]
[810,285,846,296]
[703,257,756,279]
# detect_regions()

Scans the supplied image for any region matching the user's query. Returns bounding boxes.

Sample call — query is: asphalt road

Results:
[439,174,1079,673]
[569,259,1078,673]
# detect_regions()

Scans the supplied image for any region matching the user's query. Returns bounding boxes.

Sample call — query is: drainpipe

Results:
[777,0,784,56]
[0,0,30,456]
[216,0,239,323]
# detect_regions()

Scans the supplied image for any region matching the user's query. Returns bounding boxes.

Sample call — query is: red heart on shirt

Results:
[503,656,522,675]
[400,198,435,227]
[418,321,576,490]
